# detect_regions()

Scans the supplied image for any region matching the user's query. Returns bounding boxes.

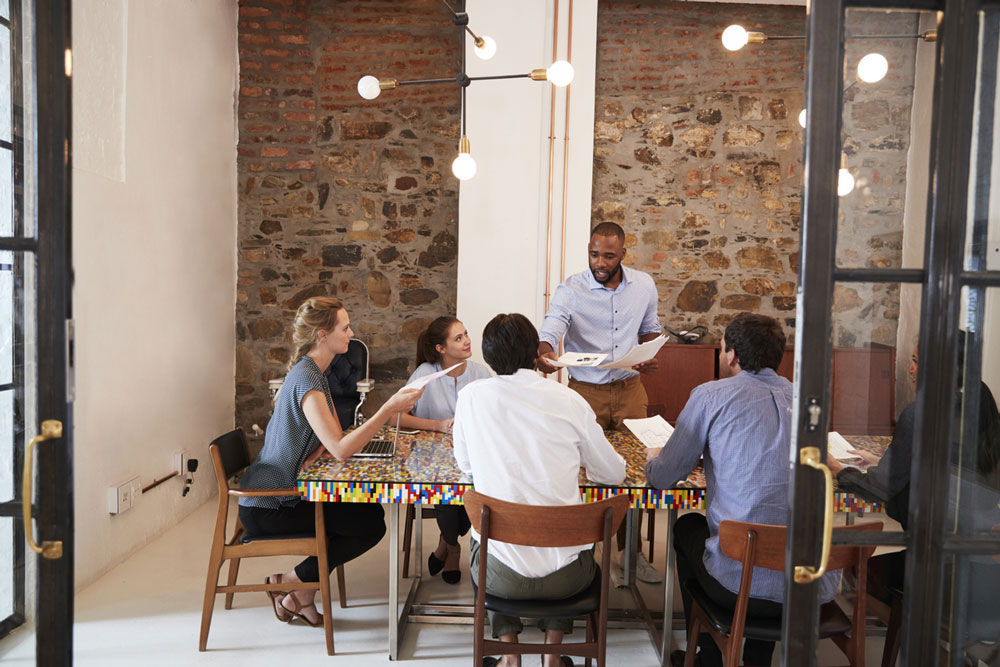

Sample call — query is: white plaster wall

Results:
[457,0,597,364]
[71,0,238,589]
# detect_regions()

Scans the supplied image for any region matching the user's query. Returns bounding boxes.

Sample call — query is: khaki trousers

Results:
[567,374,648,431]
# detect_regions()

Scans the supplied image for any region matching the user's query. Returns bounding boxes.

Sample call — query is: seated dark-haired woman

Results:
[239,296,422,627]
[398,316,491,584]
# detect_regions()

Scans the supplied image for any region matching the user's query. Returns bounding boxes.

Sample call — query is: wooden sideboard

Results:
[641,343,896,435]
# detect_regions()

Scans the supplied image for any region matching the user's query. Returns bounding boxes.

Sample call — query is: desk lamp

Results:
[354,338,375,426]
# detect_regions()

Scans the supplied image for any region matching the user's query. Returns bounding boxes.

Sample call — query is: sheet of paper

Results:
[598,335,668,370]
[827,431,857,460]
[404,362,462,390]
[623,415,675,449]
[548,352,608,368]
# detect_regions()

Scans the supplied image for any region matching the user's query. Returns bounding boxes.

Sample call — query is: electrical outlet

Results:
[108,476,141,515]
[174,449,193,475]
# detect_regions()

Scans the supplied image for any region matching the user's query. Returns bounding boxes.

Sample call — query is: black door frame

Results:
[786,0,1000,664]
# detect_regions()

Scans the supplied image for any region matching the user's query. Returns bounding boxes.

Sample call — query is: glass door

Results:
[0,0,73,663]
[786,0,1000,665]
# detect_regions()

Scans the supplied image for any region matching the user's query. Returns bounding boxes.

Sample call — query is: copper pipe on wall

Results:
[542,0,560,317]
[558,0,574,285]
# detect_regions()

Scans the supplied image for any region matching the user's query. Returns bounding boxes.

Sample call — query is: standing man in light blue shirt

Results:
[645,313,840,667]
[535,221,663,584]
[535,221,662,430]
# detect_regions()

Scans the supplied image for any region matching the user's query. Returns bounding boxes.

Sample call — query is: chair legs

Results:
[881,592,903,667]
[224,558,241,610]
[336,565,347,609]
[646,509,656,564]
[684,611,702,667]
[198,540,226,651]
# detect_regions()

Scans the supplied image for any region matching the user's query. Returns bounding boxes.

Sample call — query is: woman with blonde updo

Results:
[398,316,491,584]
[239,296,422,627]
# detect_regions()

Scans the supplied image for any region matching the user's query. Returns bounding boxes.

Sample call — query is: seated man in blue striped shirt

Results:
[645,313,840,667]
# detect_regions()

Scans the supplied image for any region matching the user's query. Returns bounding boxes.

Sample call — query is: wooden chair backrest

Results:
[208,428,252,498]
[718,520,883,572]
[463,490,629,547]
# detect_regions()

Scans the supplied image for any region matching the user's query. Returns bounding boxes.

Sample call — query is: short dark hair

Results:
[482,313,538,375]
[590,221,625,243]
[723,313,785,373]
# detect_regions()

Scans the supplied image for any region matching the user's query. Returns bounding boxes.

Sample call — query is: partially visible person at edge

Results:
[239,296,423,627]
[645,313,841,667]
[454,313,626,667]
[534,221,663,585]
[397,316,492,585]
[828,335,1000,647]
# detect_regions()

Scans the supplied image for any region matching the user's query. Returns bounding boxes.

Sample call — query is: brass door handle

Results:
[23,419,64,559]
[794,445,833,583]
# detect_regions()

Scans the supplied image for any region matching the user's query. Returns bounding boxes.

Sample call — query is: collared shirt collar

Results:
[585,264,632,292]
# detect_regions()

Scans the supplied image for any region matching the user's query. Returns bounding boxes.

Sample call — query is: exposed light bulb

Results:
[357,75,381,100]
[452,153,477,180]
[798,109,807,128]
[546,60,575,87]
[857,53,888,83]
[721,25,749,51]
[838,168,855,197]
[474,35,497,60]
[452,135,477,180]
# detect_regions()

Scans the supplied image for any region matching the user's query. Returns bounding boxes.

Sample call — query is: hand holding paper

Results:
[547,352,608,368]
[598,335,668,370]
[405,362,463,390]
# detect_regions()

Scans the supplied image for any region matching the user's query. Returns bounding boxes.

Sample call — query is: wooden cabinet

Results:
[641,343,895,435]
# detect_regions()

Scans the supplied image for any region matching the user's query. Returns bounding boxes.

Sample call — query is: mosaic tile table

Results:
[297,428,890,664]
[297,428,889,512]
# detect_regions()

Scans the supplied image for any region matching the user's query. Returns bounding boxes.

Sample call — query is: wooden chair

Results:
[464,490,629,667]
[684,520,883,667]
[198,428,347,655]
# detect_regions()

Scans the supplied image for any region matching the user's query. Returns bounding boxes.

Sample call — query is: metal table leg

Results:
[389,503,424,660]
[660,507,678,665]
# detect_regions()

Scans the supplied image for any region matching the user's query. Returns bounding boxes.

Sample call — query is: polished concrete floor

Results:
[0,501,893,665]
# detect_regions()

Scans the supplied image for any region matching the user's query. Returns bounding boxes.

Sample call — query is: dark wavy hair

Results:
[723,312,786,373]
[956,332,1000,475]
[416,316,459,366]
[482,313,538,376]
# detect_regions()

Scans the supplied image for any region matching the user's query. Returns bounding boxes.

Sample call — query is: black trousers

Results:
[239,501,385,583]
[674,513,783,667]
[436,504,471,545]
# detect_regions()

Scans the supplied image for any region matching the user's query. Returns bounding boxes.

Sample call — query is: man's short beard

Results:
[592,261,621,284]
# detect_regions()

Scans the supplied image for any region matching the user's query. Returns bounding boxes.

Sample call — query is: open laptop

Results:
[352,414,401,459]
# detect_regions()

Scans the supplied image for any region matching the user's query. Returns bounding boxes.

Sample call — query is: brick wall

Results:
[593,1,918,347]
[236,0,462,429]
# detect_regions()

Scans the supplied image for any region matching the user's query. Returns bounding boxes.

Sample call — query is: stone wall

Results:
[236,0,461,429]
[593,1,918,347]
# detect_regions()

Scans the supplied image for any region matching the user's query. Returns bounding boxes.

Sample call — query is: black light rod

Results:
[397,78,457,86]
[468,73,532,82]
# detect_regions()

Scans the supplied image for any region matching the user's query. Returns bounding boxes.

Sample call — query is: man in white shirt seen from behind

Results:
[454,313,626,667]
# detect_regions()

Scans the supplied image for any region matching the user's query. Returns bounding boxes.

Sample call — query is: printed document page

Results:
[623,415,675,449]
[598,335,668,370]
[828,431,868,470]
[405,362,462,390]
[548,352,608,367]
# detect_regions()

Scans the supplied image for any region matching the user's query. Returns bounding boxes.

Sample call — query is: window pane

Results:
[836,8,935,272]
[0,517,12,620]
[0,1,9,22]
[0,389,11,502]
[0,26,9,145]
[0,148,11,237]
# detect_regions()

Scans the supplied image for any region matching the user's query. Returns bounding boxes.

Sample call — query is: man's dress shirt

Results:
[453,369,626,578]
[645,369,840,604]
[538,265,661,385]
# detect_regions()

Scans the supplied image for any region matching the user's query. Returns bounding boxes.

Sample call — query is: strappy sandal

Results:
[281,593,324,628]
[264,574,289,623]
[442,541,462,585]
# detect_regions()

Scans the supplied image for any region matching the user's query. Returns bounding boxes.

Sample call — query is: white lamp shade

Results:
[798,109,807,128]
[857,53,889,83]
[452,152,477,180]
[546,60,575,87]
[838,168,855,196]
[357,75,381,100]
[474,35,497,60]
[721,25,749,51]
